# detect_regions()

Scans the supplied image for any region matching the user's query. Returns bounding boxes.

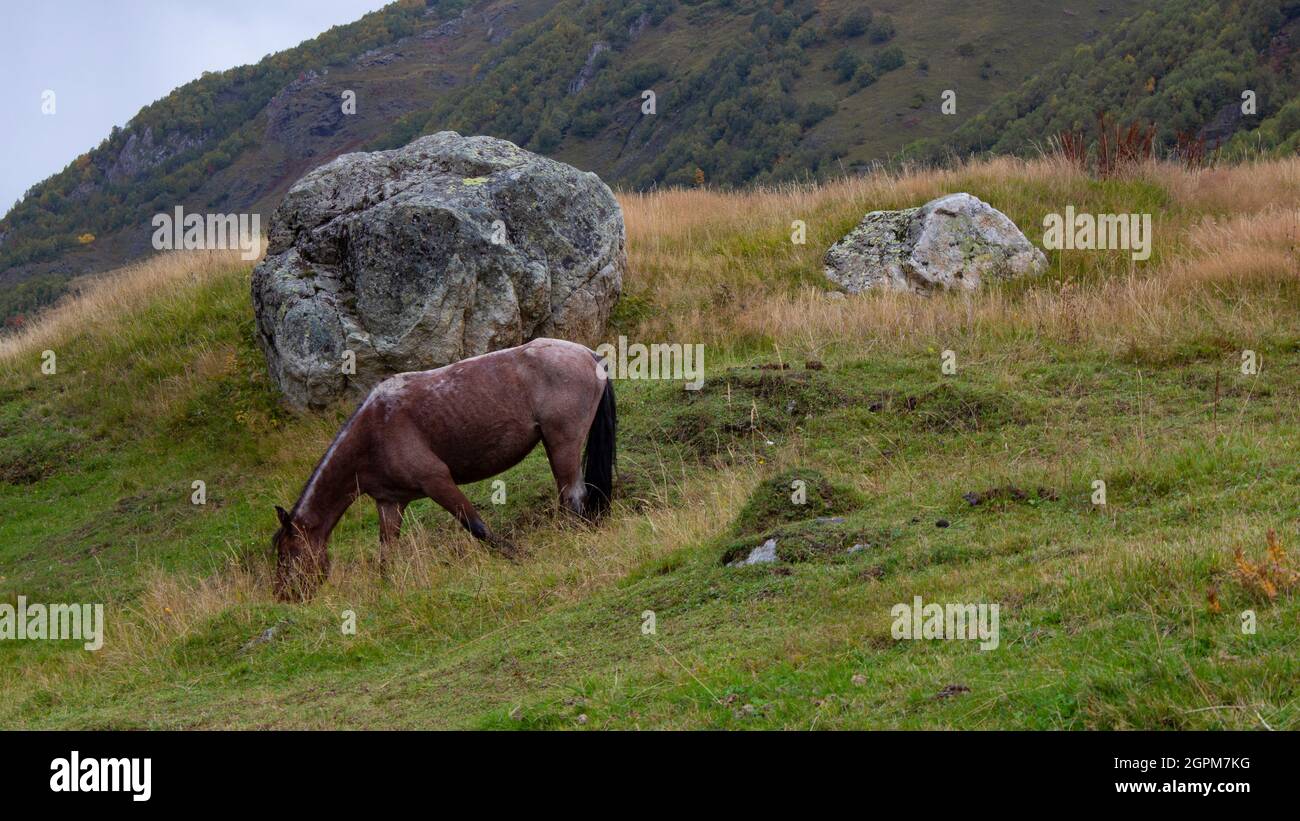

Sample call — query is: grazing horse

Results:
[272,338,616,601]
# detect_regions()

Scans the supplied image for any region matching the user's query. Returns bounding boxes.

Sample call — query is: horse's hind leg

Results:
[540,422,587,518]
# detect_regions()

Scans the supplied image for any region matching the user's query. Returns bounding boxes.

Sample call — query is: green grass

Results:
[5,338,1297,728]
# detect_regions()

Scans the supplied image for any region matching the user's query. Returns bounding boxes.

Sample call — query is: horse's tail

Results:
[583,358,617,518]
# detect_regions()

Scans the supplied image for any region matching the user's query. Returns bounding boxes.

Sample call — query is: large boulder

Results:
[251,131,624,409]
[823,193,1046,294]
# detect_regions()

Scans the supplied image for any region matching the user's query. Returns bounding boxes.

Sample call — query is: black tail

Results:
[582,365,616,518]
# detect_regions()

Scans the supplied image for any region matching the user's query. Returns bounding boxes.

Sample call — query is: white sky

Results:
[0,0,392,216]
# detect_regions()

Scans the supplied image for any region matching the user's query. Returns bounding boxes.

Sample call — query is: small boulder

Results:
[728,538,779,567]
[823,193,1046,294]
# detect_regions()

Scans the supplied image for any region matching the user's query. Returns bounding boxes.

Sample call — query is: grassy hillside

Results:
[2,157,1300,728]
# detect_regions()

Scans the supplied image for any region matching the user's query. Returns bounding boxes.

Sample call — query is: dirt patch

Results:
[962,485,1059,509]
[868,382,1025,433]
[0,427,83,484]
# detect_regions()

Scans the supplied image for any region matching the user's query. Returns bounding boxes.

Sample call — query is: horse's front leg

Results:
[375,499,405,577]
[415,460,523,560]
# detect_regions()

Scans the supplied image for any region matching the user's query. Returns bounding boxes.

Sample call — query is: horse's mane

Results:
[288,395,370,519]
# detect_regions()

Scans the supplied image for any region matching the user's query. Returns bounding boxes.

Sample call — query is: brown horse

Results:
[272,337,616,601]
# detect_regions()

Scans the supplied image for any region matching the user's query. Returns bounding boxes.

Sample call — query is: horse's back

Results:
[364,338,601,484]
[516,337,601,381]
[514,338,606,419]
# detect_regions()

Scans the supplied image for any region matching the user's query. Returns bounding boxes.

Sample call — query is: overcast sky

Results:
[0,0,392,216]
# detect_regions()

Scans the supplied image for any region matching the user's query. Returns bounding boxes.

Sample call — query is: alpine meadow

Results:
[2,0,1300,742]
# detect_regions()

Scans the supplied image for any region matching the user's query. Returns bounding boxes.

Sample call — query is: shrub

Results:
[867,17,896,44]
[837,10,873,38]
[831,49,861,82]
[874,46,905,73]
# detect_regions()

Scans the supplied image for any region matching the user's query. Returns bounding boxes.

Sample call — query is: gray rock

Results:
[569,42,610,95]
[729,538,779,567]
[251,131,625,409]
[239,619,290,653]
[823,193,1046,294]
[628,12,652,39]
[105,125,207,186]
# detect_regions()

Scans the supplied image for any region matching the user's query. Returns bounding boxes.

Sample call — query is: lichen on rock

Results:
[251,131,625,410]
[823,192,1046,294]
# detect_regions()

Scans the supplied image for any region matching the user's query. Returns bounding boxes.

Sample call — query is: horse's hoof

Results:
[486,535,526,561]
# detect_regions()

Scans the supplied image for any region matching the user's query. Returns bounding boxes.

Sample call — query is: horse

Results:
[271,337,616,601]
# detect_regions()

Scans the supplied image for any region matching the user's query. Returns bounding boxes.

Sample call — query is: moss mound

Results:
[662,366,846,459]
[721,517,878,565]
[896,382,1023,433]
[729,468,863,539]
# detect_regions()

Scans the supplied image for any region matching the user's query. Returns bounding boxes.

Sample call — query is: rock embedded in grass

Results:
[823,192,1046,294]
[251,131,625,410]
[728,538,778,567]
[722,517,876,566]
[238,619,291,653]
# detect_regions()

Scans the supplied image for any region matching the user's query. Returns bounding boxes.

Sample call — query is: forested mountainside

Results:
[917,0,1300,161]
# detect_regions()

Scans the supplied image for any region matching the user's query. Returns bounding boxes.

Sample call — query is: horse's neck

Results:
[294,429,362,541]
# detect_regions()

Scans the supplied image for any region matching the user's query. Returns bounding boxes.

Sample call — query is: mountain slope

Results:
[0,0,1151,322]
[914,0,1300,161]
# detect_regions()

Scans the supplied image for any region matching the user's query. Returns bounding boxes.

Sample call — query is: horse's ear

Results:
[275,505,291,527]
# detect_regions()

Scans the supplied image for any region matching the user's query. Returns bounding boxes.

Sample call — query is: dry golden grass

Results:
[1156,157,1300,214]
[7,155,1296,367]
[728,231,1298,362]
[0,248,259,364]
[619,156,1300,359]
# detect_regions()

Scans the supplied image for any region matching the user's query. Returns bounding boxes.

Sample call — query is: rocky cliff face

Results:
[104,126,208,186]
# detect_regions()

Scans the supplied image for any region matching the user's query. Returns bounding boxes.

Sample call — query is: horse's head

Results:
[271,505,330,602]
